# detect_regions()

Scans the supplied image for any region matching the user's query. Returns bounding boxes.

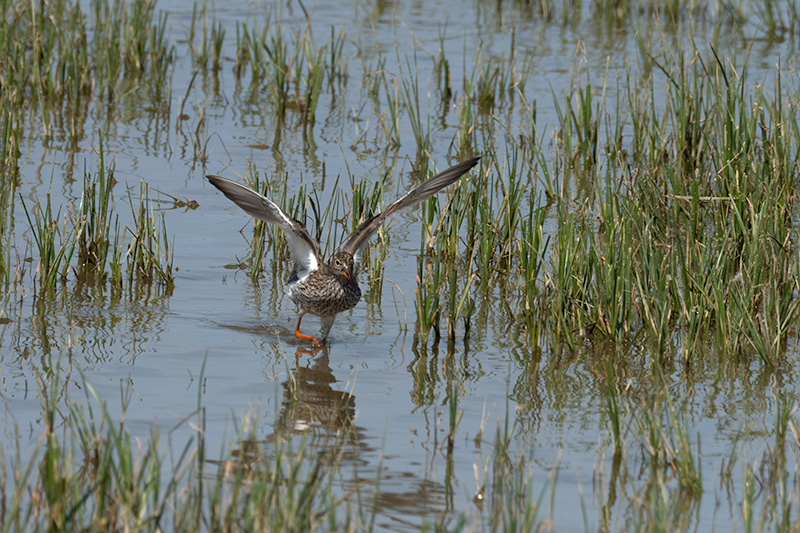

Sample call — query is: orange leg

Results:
[295,315,324,347]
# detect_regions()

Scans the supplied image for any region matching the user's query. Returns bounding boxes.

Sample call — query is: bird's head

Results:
[330,252,355,281]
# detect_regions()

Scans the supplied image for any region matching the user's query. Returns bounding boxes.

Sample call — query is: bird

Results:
[207,156,480,346]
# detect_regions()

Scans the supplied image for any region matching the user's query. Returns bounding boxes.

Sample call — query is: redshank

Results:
[207,157,479,346]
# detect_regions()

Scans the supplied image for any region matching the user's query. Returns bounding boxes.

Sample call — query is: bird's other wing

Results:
[207,175,320,276]
[340,156,480,262]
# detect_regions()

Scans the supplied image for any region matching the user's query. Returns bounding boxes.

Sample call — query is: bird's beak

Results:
[343,270,351,280]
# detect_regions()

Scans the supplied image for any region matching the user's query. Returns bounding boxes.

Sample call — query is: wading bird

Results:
[207,157,479,346]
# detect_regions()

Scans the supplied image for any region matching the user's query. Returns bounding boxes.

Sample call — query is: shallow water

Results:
[3,0,800,530]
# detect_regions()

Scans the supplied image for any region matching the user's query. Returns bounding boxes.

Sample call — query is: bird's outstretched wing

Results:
[207,175,320,278]
[340,156,480,261]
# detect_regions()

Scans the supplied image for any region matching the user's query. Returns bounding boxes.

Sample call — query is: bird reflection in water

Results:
[276,346,357,438]
[213,346,459,526]
[219,346,362,472]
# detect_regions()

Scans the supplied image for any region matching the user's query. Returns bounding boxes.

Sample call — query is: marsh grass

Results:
[91,0,175,101]
[234,7,347,124]
[399,53,432,165]
[17,144,173,294]
[380,69,403,149]
[4,364,566,531]
[12,364,342,531]
[468,413,556,531]
[436,44,800,366]
[188,2,226,72]
[76,137,123,285]
[491,0,800,39]
[415,222,445,344]
[0,151,18,294]
[0,0,173,142]
[21,192,79,290]
[413,158,478,344]
[1,100,21,179]
[594,380,800,531]
[124,181,175,292]
[345,166,389,298]
[0,0,176,299]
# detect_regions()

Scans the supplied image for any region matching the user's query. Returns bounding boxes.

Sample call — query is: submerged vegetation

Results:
[3,0,800,530]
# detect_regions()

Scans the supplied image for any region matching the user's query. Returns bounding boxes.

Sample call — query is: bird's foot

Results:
[294,329,325,348]
[295,315,326,348]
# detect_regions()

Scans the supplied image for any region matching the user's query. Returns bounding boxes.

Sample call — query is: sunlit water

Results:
[3,0,799,530]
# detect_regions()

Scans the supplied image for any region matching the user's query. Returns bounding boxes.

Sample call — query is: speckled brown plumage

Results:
[207,156,479,346]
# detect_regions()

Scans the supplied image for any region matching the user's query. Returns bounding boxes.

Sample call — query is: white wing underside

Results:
[254,198,319,276]
[206,176,320,276]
